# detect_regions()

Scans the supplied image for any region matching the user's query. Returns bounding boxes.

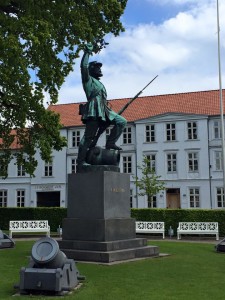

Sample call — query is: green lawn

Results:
[0,240,224,300]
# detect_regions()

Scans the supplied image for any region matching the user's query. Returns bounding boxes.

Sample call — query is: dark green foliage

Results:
[0,207,67,231]
[131,208,225,236]
[0,0,127,176]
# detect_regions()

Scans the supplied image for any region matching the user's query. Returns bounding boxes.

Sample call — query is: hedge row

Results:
[1,208,225,236]
[131,208,225,236]
[0,208,67,232]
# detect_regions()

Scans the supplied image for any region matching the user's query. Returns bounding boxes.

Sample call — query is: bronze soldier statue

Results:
[77,43,127,167]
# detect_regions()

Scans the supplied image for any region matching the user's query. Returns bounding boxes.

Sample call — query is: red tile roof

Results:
[48,89,225,127]
[0,129,21,150]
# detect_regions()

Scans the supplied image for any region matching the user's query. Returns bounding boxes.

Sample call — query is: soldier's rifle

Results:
[89,75,158,148]
[117,75,158,115]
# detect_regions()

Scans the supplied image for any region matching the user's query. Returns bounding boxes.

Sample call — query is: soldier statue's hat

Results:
[88,61,102,69]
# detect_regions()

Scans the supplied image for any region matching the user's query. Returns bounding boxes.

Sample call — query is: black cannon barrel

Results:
[31,237,66,269]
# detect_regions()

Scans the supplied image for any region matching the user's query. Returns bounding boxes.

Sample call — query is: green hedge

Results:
[131,208,225,236]
[0,208,67,232]
[1,208,225,236]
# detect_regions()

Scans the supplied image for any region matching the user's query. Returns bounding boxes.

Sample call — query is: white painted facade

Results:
[0,113,225,209]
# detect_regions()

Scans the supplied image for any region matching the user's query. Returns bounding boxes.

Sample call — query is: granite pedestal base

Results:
[59,238,159,263]
[58,170,159,263]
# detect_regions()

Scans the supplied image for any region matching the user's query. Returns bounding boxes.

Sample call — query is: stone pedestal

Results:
[58,170,159,263]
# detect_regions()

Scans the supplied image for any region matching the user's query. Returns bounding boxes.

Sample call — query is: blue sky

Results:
[56,0,225,104]
[123,0,189,25]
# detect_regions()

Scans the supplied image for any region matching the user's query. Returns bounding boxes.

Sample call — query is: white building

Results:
[1,89,225,209]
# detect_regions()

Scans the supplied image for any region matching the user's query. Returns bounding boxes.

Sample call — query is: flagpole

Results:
[216,0,225,193]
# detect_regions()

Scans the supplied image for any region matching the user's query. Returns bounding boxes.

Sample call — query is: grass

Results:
[0,240,225,300]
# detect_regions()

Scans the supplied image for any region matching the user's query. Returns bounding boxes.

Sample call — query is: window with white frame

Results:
[215,151,222,171]
[189,188,200,208]
[44,159,53,177]
[17,190,25,207]
[213,121,221,139]
[166,123,176,141]
[147,195,157,208]
[167,153,177,172]
[130,189,133,208]
[145,124,155,142]
[71,158,77,173]
[0,190,7,207]
[146,154,156,171]
[187,121,197,140]
[72,130,80,148]
[216,187,225,208]
[17,163,26,177]
[188,152,199,172]
[123,127,132,144]
[123,156,132,173]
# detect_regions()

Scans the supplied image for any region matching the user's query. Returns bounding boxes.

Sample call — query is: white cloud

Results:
[147,0,214,6]
[58,1,225,104]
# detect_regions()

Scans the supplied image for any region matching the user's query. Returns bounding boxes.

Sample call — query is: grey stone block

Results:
[62,218,136,241]
[60,245,159,263]
[59,170,160,263]
[67,171,130,219]
[58,238,148,252]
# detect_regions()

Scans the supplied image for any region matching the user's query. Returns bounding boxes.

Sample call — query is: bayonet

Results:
[118,75,158,115]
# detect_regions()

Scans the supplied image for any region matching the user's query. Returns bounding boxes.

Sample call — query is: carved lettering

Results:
[110,187,125,193]
[34,185,62,190]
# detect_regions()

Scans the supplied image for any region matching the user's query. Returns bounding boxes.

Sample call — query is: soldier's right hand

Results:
[85,43,93,53]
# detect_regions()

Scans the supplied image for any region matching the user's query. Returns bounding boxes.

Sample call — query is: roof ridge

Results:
[51,88,225,107]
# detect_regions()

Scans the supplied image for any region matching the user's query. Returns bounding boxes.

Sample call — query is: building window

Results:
[166,123,176,141]
[130,189,133,208]
[123,156,132,173]
[44,160,53,177]
[17,163,26,177]
[0,162,8,177]
[147,195,157,208]
[215,151,222,171]
[214,121,221,139]
[217,187,225,208]
[0,190,7,207]
[123,127,132,144]
[188,152,199,172]
[71,158,77,173]
[167,153,177,172]
[187,122,197,140]
[189,188,200,208]
[72,130,80,148]
[17,190,25,207]
[146,154,156,171]
[146,125,155,142]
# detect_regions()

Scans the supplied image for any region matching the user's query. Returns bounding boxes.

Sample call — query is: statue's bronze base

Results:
[86,146,120,167]
[77,164,120,173]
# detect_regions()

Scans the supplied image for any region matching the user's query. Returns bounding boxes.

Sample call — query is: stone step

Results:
[58,238,148,252]
[60,245,159,263]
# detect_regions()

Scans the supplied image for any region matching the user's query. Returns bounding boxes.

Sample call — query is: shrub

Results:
[131,208,225,236]
[0,207,67,232]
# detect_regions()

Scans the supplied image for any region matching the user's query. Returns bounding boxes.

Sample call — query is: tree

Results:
[134,156,165,207]
[0,0,127,177]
